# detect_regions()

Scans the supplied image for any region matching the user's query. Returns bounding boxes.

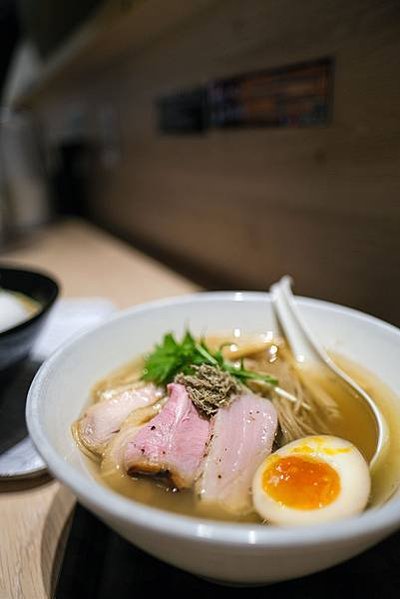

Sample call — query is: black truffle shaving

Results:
[175,364,241,416]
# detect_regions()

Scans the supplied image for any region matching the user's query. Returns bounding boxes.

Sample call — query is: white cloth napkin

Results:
[33,297,116,361]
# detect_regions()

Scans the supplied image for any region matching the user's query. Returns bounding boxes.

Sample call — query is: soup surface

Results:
[75,332,400,524]
[0,289,40,333]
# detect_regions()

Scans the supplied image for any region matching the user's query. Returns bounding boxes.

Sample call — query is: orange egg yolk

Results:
[262,456,341,510]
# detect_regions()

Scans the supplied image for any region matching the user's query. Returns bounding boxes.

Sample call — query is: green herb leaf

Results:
[142,330,278,388]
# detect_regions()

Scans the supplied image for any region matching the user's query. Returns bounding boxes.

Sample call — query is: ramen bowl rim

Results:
[27,291,400,549]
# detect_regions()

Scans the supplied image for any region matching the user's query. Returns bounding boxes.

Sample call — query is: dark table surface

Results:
[56,503,400,599]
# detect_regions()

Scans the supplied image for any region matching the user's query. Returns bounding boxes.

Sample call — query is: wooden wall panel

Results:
[35,0,400,324]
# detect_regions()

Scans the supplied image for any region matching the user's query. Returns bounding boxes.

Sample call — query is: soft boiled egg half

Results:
[252,435,371,526]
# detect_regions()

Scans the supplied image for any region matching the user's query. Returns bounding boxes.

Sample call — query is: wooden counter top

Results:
[0,219,197,599]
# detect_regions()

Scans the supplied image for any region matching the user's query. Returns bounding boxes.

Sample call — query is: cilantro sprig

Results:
[142,331,278,387]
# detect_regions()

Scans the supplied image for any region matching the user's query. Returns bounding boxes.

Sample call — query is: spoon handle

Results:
[270,275,389,469]
[270,276,322,367]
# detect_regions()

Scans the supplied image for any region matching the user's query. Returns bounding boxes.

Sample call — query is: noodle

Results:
[246,344,340,444]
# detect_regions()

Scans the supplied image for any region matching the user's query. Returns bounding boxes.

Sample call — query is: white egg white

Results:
[252,435,371,526]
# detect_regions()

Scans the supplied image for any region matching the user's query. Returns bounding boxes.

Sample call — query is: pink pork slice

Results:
[77,383,163,455]
[124,383,210,489]
[197,392,278,515]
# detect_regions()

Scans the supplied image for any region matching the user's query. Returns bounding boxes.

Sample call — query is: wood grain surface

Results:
[33,0,400,326]
[0,219,197,599]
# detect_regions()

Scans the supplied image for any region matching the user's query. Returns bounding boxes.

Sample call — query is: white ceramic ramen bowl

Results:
[26,292,400,585]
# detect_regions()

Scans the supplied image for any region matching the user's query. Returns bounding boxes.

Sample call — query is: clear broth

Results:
[82,335,400,523]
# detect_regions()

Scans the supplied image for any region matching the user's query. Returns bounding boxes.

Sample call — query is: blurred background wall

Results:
[3,0,400,324]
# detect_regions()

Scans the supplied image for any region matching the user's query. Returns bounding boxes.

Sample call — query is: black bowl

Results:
[0,266,59,379]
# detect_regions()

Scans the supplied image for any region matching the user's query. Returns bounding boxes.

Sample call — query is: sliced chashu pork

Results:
[124,383,210,489]
[101,400,166,482]
[75,382,164,456]
[197,392,277,515]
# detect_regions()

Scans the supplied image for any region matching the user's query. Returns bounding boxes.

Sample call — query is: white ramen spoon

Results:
[270,275,388,471]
